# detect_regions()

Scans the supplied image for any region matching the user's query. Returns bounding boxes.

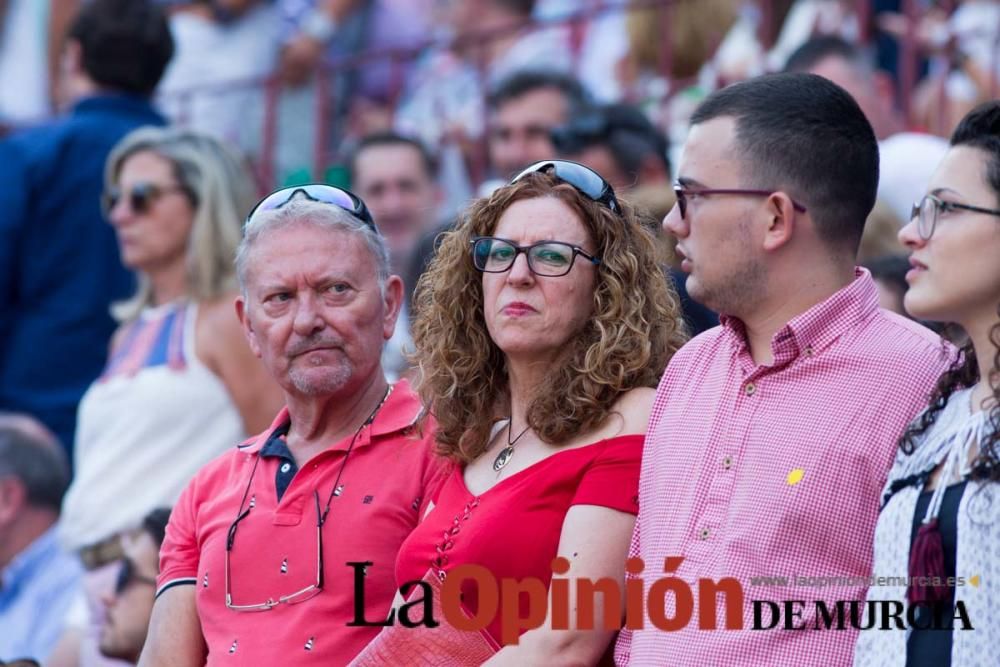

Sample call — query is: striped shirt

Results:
[616,269,953,666]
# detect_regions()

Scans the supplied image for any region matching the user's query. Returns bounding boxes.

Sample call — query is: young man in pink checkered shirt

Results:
[616,73,953,666]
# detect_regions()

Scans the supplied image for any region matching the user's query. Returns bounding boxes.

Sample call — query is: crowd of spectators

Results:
[0,0,998,665]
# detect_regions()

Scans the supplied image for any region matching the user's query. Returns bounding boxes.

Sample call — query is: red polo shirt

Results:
[157,380,447,666]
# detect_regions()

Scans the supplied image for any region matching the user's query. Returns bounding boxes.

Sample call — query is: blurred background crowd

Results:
[0,0,997,665]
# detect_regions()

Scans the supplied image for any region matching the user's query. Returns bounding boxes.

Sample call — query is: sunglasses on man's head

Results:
[244,184,378,233]
[114,557,157,596]
[102,182,191,216]
[511,160,621,215]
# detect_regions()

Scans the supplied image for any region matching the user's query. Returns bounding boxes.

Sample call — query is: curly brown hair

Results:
[411,172,687,463]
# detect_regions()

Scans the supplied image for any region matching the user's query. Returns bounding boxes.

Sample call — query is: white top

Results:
[854,388,999,666]
[156,4,281,159]
[382,300,413,383]
[60,301,245,550]
[0,0,50,123]
[951,1,1000,79]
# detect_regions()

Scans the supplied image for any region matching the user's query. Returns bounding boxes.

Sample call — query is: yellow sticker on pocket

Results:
[787,468,805,486]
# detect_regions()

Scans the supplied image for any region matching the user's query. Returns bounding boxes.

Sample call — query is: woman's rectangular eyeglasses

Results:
[244,184,377,234]
[470,236,601,277]
[511,160,621,214]
[672,181,808,219]
[911,193,1000,240]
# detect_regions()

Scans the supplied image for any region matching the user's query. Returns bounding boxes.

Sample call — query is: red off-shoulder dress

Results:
[394,434,643,654]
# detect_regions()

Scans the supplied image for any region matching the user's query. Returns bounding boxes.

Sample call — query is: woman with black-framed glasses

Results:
[357,162,687,665]
[855,101,1000,667]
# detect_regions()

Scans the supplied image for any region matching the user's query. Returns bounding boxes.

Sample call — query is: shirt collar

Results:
[0,525,59,593]
[721,267,879,365]
[242,379,425,455]
[71,93,163,119]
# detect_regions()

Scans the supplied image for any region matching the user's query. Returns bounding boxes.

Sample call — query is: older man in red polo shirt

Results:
[140,187,447,666]
[616,74,953,666]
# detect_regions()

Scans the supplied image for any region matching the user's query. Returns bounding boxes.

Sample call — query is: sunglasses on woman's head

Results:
[102,182,191,216]
[510,160,621,215]
[244,184,378,233]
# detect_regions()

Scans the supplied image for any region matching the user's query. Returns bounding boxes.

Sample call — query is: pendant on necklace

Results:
[493,445,515,472]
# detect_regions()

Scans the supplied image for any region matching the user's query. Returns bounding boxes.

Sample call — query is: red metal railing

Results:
[150,0,996,194]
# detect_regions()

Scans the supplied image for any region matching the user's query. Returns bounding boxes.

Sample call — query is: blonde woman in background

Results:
[58,127,282,667]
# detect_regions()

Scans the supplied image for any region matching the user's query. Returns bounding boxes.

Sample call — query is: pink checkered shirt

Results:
[615,269,953,667]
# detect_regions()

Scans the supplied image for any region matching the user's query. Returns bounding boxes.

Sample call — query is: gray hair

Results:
[0,414,69,511]
[235,198,391,297]
[105,127,257,322]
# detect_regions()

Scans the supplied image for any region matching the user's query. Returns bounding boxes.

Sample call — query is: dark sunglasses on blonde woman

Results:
[102,182,192,216]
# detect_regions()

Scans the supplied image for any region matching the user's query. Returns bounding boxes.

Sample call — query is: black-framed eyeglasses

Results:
[245,184,378,234]
[470,236,601,277]
[114,557,158,595]
[102,182,192,216]
[672,181,808,219]
[911,193,1000,240]
[511,160,621,215]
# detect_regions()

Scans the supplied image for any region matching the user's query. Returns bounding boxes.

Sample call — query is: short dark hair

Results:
[67,0,174,97]
[783,35,866,73]
[350,132,438,181]
[552,103,671,180]
[142,508,172,548]
[488,70,589,113]
[689,72,879,252]
[492,0,535,17]
[949,100,1000,206]
[0,421,69,511]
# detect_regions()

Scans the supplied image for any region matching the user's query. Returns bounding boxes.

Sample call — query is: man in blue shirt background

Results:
[0,0,174,456]
[0,414,81,663]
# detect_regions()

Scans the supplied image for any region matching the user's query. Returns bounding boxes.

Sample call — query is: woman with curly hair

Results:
[390,161,686,664]
[854,101,1000,666]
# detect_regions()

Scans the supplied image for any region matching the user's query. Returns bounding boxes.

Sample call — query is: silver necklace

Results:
[492,419,531,472]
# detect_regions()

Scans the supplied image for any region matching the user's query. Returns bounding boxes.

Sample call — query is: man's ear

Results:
[235,295,263,358]
[761,192,799,252]
[382,275,405,340]
[61,39,82,72]
[0,476,27,526]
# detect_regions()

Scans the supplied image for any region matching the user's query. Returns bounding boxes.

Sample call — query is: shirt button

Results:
[744,383,756,396]
[699,528,711,540]
[280,462,291,473]
[804,345,815,357]
[722,455,734,470]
